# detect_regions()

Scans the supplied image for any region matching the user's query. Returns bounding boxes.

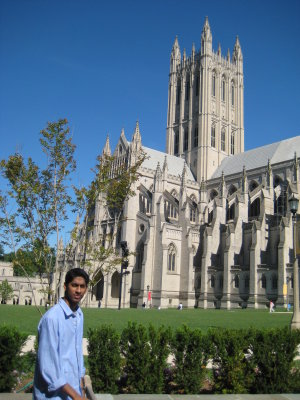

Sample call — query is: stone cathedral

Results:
[4,18,298,309]
[70,17,299,310]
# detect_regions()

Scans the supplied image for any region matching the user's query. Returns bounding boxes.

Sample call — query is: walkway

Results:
[1,393,299,399]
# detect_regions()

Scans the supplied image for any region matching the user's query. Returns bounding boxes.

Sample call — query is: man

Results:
[33,268,89,400]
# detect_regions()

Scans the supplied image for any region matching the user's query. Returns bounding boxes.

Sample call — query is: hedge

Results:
[87,324,300,394]
[0,325,28,392]
[1,323,298,394]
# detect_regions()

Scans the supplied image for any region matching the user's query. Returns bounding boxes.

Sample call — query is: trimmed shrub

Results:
[87,325,121,394]
[119,322,151,393]
[250,327,300,393]
[147,325,171,393]
[171,325,209,394]
[0,325,28,392]
[208,328,255,394]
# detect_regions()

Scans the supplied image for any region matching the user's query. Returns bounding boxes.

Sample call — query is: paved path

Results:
[1,394,299,399]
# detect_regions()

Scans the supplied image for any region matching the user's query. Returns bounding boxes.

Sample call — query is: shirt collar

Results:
[59,298,82,317]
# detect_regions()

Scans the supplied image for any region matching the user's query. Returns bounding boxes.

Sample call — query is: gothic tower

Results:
[166,17,244,181]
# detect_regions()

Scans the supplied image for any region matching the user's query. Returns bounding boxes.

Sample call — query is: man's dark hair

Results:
[65,268,89,286]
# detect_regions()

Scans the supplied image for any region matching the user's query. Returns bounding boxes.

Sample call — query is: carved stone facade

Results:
[0,262,47,306]
[4,19,299,310]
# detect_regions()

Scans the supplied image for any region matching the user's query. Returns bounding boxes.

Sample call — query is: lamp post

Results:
[289,193,300,330]
[118,241,130,310]
[146,285,150,307]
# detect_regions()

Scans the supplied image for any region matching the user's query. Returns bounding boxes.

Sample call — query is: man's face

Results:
[64,276,87,307]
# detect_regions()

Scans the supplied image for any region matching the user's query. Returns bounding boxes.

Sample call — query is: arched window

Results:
[212,73,216,97]
[168,244,176,272]
[226,202,235,221]
[221,129,226,151]
[174,131,179,155]
[195,75,199,96]
[92,270,104,300]
[176,81,181,105]
[231,83,235,106]
[211,125,216,148]
[136,243,144,271]
[230,131,235,154]
[249,181,259,192]
[261,274,266,289]
[234,275,239,288]
[210,190,218,201]
[119,145,122,155]
[101,227,106,248]
[171,189,178,200]
[228,185,237,196]
[221,78,226,101]
[194,126,198,147]
[185,80,190,101]
[139,194,151,215]
[111,271,120,298]
[183,128,188,151]
[274,177,287,216]
[249,198,260,218]
[190,206,196,223]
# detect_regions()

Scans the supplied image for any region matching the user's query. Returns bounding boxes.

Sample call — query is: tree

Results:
[0,279,13,304]
[0,119,76,308]
[71,148,146,301]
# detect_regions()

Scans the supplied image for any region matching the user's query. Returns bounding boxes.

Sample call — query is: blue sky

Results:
[1,0,300,241]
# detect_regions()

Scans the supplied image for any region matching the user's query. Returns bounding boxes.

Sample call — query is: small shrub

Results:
[147,325,171,393]
[250,327,300,393]
[209,328,255,394]
[88,325,121,394]
[0,325,28,392]
[120,322,150,393]
[171,325,209,394]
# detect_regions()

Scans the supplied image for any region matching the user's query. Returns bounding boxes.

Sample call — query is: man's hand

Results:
[61,383,85,399]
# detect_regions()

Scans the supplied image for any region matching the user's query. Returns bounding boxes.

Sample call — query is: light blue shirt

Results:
[33,298,85,399]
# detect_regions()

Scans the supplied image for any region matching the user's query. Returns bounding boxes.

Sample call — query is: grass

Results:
[0,305,293,336]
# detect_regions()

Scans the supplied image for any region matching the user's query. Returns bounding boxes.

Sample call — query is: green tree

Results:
[0,280,13,304]
[40,119,76,301]
[0,119,76,308]
[71,149,146,298]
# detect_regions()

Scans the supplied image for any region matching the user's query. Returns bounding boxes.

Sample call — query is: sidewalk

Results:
[0,394,299,399]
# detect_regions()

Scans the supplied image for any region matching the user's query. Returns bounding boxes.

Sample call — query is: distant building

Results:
[0,262,47,306]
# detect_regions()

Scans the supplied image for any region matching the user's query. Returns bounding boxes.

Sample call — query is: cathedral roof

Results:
[211,135,300,179]
[142,146,195,181]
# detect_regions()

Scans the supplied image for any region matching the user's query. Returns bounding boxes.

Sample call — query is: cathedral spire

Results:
[191,43,195,62]
[201,16,212,55]
[183,48,186,64]
[102,134,111,156]
[154,162,162,193]
[233,36,243,62]
[170,36,181,73]
[181,162,187,187]
[131,120,142,148]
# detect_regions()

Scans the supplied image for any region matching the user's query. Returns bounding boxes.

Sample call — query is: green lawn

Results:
[0,305,293,336]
